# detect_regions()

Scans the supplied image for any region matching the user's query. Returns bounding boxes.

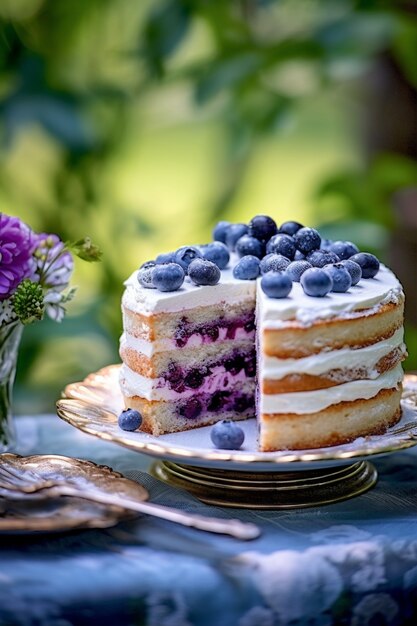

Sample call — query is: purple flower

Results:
[34,233,74,290]
[0,214,37,300]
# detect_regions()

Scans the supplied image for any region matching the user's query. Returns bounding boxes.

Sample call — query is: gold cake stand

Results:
[57,367,417,510]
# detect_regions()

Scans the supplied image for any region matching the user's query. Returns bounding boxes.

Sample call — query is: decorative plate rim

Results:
[57,366,417,466]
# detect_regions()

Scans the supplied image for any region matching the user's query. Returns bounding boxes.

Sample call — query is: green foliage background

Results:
[0,0,415,414]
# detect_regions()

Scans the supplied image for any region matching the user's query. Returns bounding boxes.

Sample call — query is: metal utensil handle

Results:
[58,486,260,540]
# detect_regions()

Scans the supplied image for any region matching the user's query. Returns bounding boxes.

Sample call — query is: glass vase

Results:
[0,321,23,452]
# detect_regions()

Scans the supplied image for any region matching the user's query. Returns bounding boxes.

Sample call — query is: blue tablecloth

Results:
[1,415,416,626]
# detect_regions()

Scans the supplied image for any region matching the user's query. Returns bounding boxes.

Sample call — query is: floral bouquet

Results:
[0,213,101,450]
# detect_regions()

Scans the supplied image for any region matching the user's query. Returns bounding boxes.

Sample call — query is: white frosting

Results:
[119,363,248,401]
[123,262,402,327]
[257,265,402,328]
[260,328,405,380]
[260,363,403,414]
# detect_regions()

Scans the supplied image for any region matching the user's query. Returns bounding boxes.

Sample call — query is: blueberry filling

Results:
[173,313,255,348]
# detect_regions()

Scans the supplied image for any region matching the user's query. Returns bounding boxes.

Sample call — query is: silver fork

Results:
[0,464,260,540]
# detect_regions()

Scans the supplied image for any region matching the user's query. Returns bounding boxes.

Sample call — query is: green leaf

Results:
[195,51,261,104]
[67,237,103,262]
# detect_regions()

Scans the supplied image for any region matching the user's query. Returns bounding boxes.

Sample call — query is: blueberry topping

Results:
[266,234,296,260]
[213,221,231,244]
[329,241,359,260]
[260,253,291,274]
[155,251,176,264]
[320,238,333,251]
[152,263,185,292]
[279,221,303,236]
[188,258,221,286]
[248,215,277,242]
[137,267,155,289]
[200,242,230,269]
[350,253,380,279]
[261,271,293,299]
[307,250,340,268]
[210,420,245,450]
[300,267,333,297]
[340,259,362,285]
[294,250,306,260]
[140,260,156,270]
[323,263,352,293]
[233,255,260,280]
[225,223,248,251]
[179,398,202,420]
[118,408,142,431]
[286,260,312,282]
[175,246,203,273]
[236,234,265,259]
[293,227,321,255]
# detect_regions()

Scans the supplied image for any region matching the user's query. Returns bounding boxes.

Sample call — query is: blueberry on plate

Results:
[323,263,352,293]
[261,271,293,298]
[260,253,291,274]
[210,420,245,450]
[340,259,362,285]
[329,240,359,260]
[152,263,185,292]
[200,241,230,269]
[266,234,296,260]
[236,234,265,259]
[286,260,312,282]
[225,223,249,251]
[248,215,277,242]
[155,251,176,264]
[233,255,261,280]
[279,220,303,236]
[300,267,333,297]
[307,250,340,268]
[137,266,155,289]
[350,253,380,279]
[293,227,321,255]
[118,409,142,431]
[175,246,203,273]
[213,221,231,244]
[188,258,221,286]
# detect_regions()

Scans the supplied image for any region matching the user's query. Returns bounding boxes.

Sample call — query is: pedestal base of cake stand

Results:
[151,460,377,509]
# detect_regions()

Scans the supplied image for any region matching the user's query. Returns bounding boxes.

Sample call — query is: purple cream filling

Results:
[174,312,255,348]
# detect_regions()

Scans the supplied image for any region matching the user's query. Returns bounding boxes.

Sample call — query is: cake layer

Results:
[259,386,402,451]
[120,339,255,377]
[259,363,402,414]
[262,297,404,358]
[262,345,405,393]
[122,381,256,436]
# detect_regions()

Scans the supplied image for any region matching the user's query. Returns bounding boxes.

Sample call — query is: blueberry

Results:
[179,398,202,420]
[155,251,176,264]
[213,221,231,244]
[279,221,303,236]
[350,253,380,279]
[329,240,359,260]
[260,253,291,274]
[118,408,142,431]
[236,234,265,259]
[184,369,204,388]
[307,250,340,268]
[152,263,185,292]
[261,271,293,298]
[140,260,156,270]
[300,267,333,297]
[266,234,296,259]
[248,215,277,242]
[233,255,260,280]
[320,238,333,251]
[188,258,220,286]
[174,246,203,273]
[137,267,155,289]
[200,242,230,269]
[210,420,245,450]
[294,227,321,255]
[340,259,362,285]
[286,260,312,282]
[294,250,306,260]
[225,223,248,251]
[323,263,352,293]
